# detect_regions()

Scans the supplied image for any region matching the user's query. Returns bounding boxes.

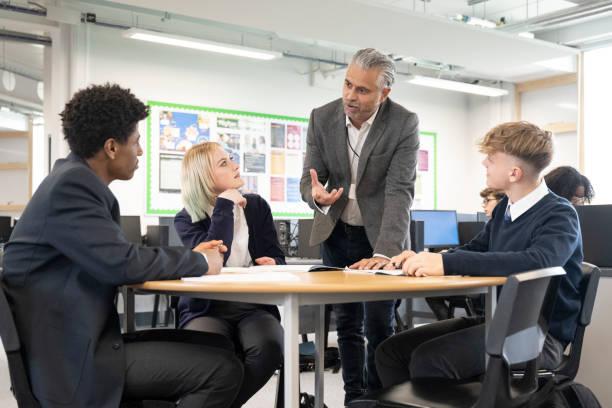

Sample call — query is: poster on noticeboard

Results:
[147,100,313,218]
[147,100,438,217]
[413,132,438,210]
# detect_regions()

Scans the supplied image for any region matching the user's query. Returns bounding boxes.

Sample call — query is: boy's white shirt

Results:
[505,179,549,222]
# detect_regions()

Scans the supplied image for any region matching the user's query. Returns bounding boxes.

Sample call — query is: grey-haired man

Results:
[300,48,420,404]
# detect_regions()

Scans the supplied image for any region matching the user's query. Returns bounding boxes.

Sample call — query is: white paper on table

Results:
[221,267,253,273]
[182,272,300,282]
[222,265,342,273]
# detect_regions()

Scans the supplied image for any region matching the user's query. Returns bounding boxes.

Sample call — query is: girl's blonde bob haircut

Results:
[181,142,221,222]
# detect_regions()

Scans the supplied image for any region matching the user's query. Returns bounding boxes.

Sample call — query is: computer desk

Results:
[123,271,506,408]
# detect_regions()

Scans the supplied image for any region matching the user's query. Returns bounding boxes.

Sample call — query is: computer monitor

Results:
[159,217,183,247]
[0,216,12,242]
[119,215,142,244]
[410,220,424,252]
[410,210,460,249]
[274,220,291,257]
[297,219,321,259]
[576,205,612,267]
[458,221,486,246]
[146,225,169,247]
[456,213,477,222]
[476,212,489,222]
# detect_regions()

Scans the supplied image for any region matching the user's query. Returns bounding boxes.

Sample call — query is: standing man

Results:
[300,48,419,404]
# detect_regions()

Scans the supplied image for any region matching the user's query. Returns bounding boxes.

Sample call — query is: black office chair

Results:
[424,295,480,321]
[514,262,600,382]
[348,267,566,408]
[555,262,600,380]
[0,284,234,408]
[151,294,173,328]
[0,282,40,407]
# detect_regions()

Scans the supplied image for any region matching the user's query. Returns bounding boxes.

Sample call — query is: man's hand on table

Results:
[350,257,390,270]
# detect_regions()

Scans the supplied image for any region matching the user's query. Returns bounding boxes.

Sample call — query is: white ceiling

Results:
[107,0,580,81]
[0,0,597,91]
[364,0,580,24]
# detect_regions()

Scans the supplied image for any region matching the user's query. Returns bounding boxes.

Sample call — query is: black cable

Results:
[346,132,360,159]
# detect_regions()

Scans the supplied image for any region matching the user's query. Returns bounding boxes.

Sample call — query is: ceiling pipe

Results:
[0,28,51,46]
[499,0,612,33]
[0,2,46,17]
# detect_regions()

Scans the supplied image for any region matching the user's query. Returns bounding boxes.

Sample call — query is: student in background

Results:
[545,165,594,205]
[480,187,505,219]
[174,142,284,408]
[2,84,241,408]
[374,121,582,385]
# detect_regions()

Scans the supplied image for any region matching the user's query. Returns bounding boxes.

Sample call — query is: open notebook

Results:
[220,265,404,276]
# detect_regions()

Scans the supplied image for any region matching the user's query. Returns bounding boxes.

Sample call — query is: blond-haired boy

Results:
[375,121,583,385]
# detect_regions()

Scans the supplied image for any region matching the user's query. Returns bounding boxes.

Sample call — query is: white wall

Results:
[463,87,515,213]
[45,24,582,221]
[584,46,612,204]
[576,277,612,408]
[78,25,478,222]
[521,83,579,172]
[0,112,30,217]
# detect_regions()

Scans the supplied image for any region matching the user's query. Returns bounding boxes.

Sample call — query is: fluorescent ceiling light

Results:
[564,32,612,46]
[406,75,508,97]
[518,32,535,39]
[123,28,282,61]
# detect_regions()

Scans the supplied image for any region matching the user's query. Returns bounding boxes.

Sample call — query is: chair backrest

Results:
[578,262,600,328]
[477,267,566,408]
[555,262,600,379]
[0,283,41,407]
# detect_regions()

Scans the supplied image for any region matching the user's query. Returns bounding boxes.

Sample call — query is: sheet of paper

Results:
[221,267,254,273]
[219,265,341,274]
[182,272,300,282]
[248,264,314,272]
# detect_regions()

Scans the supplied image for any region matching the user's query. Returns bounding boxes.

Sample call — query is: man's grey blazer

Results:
[300,97,419,257]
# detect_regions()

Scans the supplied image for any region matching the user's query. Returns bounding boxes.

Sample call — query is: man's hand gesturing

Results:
[310,168,343,206]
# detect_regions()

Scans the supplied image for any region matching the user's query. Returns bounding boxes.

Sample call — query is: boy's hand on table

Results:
[383,250,416,270]
[402,252,444,277]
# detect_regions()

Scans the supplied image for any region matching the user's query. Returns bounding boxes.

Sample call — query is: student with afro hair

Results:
[2,83,243,408]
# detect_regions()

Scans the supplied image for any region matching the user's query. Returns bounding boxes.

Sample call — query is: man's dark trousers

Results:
[321,221,395,405]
